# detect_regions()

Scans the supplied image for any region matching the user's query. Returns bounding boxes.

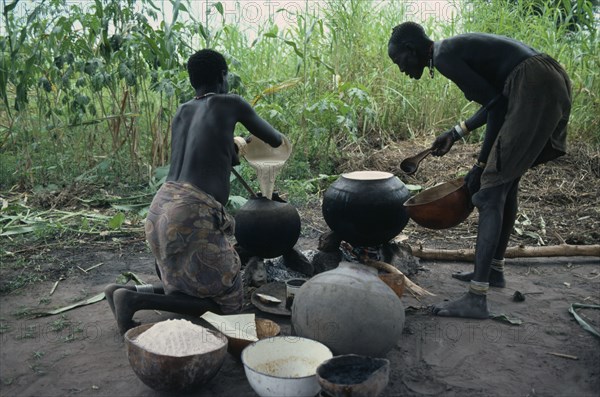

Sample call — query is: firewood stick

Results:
[547,352,578,360]
[409,244,600,261]
[49,280,60,296]
[84,262,104,272]
[364,259,436,297]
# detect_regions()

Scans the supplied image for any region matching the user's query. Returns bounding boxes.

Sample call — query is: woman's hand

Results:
[464,164,484,196]
[233,136,249,156]
[431,128,459,157]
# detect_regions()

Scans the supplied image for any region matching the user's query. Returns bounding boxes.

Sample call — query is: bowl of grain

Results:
[124,319,228,392]
[241,336,333,397]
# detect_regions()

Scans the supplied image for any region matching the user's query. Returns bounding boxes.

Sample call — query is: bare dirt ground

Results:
[1,142,599,397]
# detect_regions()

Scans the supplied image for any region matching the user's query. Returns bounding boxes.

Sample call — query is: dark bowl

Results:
[316,354,390,397]
[404,178,474,230]
[124,322,228,392]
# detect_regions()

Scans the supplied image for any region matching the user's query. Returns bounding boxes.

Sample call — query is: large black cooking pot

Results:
[234,193,301,259]
[322,171,410,247]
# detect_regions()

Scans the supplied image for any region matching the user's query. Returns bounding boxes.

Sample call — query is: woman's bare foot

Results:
[431,292,490,319]
[451,269,506,288]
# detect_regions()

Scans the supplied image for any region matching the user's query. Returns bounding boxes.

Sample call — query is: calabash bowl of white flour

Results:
[124,319,228,392]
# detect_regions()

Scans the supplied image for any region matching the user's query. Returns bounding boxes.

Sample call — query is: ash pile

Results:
[238,231,421,288]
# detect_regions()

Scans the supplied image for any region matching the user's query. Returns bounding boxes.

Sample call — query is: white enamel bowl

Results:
[241,336,333,397]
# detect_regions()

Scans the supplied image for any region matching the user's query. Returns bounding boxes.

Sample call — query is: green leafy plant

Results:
[0,0,597,191]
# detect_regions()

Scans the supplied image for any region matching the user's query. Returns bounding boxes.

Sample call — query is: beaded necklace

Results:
[194,92,216,100]
[428,43,435,79]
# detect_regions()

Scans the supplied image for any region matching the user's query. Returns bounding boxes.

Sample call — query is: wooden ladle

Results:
[400,148,432,175]
[231,168,257,198]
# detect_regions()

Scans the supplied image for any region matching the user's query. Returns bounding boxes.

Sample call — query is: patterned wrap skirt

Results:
[145,181,242,313]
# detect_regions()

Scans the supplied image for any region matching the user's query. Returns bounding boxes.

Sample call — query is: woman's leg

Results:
[433,181,514,318]
[105,283,164,320]
[112,289,220,335]
[451,178,520,287]
[493,177,520,257]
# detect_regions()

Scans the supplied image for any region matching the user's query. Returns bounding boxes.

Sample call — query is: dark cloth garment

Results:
[481,54,571,190]
[145,181,242,313]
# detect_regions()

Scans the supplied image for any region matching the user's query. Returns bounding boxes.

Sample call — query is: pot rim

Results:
[341,170,395,181]
[403,178,465,207]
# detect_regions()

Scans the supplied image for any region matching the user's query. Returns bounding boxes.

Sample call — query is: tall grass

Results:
[461,0,599,145]
[0,0,598,193]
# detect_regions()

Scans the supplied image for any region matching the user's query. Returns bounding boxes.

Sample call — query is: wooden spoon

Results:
[231,168,257,198]
[400,148,432,175]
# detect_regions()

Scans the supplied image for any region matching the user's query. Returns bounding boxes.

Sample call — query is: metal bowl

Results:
[241,336,333,397]
[227,318,281,359]
[403,178,474,229]
[124,322,228,392]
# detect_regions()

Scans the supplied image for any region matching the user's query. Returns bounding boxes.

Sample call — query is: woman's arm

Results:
[233,96,283,147]
[463,94,504,132]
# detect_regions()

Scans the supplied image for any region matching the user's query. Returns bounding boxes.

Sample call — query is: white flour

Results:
[134,319,225,357]
[243,135,291,200]
[247,159,285,200]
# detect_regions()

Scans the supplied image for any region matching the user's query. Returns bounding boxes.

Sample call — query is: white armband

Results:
[454,124,465,139]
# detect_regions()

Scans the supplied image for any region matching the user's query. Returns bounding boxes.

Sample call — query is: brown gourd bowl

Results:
[227,318,281,359]
[124,322,228,392]
[403,178,474,230]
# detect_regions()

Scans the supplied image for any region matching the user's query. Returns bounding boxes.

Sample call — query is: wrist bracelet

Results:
[475,161,486,169]
[450,128,461,142]
[460,121,470,135]
[454,124,465,138]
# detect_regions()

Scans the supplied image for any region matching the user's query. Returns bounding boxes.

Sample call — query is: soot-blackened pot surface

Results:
[322,172,410,247]
[234,193,301,259]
